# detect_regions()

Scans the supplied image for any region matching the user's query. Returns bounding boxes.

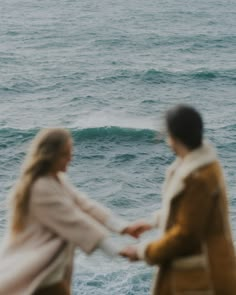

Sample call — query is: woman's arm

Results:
[60,175,129,233]
[60,174,155,237]
[30,179,110,254]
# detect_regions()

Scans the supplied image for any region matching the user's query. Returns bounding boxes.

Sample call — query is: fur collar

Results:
[160,141,218,230]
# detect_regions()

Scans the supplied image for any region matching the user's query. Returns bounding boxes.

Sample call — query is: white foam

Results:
[68,110,159,131]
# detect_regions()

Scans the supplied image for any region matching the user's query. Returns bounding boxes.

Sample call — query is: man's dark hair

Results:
[166,104,203,150]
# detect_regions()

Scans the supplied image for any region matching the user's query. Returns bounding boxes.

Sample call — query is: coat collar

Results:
[160,141,218,230]
[164,141,217,200]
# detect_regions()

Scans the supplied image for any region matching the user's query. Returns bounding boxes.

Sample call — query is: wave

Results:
[208,123,236,132]
[148,34,236,48]
[1,67,235,96]
[72,126,157,143]
[0,79,40,94]
[141,68,236,82]
[1,123,234,147]
[96,68,236,85]
[0,128,37,148]
[0,126,157,146]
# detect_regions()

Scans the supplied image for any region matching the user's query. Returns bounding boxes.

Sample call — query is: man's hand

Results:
[120,245,139,261]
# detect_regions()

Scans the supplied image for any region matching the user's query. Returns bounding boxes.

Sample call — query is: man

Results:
[121,104,236,295]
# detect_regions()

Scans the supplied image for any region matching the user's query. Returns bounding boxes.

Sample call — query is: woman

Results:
[0,128,135,295]
[121,105,236,295]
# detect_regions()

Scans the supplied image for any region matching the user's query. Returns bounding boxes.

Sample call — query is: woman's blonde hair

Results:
[11,128,71,234]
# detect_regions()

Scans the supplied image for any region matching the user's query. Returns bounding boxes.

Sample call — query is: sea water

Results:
[0,0,235,294]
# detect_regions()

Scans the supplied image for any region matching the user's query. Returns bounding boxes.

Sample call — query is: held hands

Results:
[122,220,152,238]
[119,220,151,262]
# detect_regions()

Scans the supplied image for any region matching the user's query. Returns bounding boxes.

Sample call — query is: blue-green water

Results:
[0,0,236,294]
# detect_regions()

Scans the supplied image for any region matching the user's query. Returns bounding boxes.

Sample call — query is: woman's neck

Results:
[48,172,61,183]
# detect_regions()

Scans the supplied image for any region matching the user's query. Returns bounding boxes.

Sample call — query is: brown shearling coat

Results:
[140,143,236,295]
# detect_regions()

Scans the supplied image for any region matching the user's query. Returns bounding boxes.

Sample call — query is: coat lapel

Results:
[160,142,218,231]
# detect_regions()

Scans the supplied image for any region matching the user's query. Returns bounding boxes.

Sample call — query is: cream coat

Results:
[0,173,120,295]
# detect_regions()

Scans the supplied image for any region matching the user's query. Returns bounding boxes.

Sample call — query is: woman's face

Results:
[53,139,73,173]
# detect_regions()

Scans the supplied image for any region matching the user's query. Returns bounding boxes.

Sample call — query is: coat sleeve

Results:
[149,209,162,228]
[30,180,109,254]
[142,176,214,265]
[61,175,128,233]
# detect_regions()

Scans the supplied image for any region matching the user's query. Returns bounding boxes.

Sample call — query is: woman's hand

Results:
[122,220,152,238]
[119,245,139,261]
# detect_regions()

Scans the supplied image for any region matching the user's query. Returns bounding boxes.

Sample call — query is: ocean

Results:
[0,0,236,294]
